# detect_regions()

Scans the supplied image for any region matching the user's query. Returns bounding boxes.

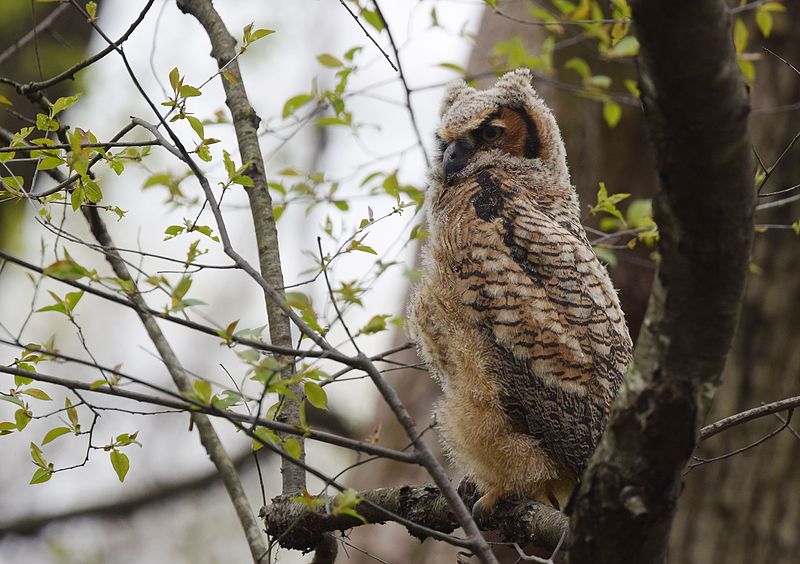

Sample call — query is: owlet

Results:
[408,68,633,514]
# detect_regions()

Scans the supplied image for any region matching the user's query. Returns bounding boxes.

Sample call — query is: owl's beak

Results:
[442,138,473,182]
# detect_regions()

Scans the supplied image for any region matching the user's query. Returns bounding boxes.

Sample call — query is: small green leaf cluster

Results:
[734,3,786,82]
[162,68,221,162]
[104,431,141,482]
[282,46,363,127]
[241,22,275,54]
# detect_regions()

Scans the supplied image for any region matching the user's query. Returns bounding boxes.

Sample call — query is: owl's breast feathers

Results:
[419,169,632,478]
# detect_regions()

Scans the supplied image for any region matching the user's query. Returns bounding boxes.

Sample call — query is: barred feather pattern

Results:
[409,69,632,507]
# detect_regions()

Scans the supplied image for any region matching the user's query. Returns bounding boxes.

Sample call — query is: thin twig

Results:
[371,0,430,168]
[335,0,397,71]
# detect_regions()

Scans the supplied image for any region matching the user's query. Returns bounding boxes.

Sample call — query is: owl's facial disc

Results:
[440,107,540,185]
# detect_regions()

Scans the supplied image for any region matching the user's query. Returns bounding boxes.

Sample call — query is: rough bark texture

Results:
[670,6,800,561]
[264,485,567,553]
[569,1,754,562]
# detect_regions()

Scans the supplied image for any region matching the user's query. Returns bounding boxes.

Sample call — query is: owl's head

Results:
[433,68,568,186]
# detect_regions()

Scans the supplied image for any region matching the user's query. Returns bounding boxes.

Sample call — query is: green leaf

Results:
[733,18,748,55]
[248,28,275,42]
[755,7,771,37]
[66,398,79,429]
[0,421,17,435]
[603,36,639,58]
[50,93,81,116]
[193,380,212,403]
[37,155,65,170]
[438,62,468,75]
[30,467,52,485]
[168,67,181,92]
[585,75,612,90]
[64,290,84,312]
[43,255,91,281]
[251,427,279,451]
[0,394,26,408]
[284,438,302,459]
[232,175,254,187]
[42,426,71,445]
[36,113,58,132]
[186,115,204,139]
[15,409,31,431]
[85,1,97,20]
[164,225,185,240]
[303,382,328,410]
[110,449,130,482]
[593,246,618,268]
[15,373,34,386]
[564,57,590,80]
[315,116,350,127]
[317,54,343,68]
[359,314,390,335]
[282,93,314,118]
[71,185,84,210]
[603,100,622,128]
[591,182,630,221]
[21,388,51,401]
[211,390,241,410]
[83,178,102,203]
[332,488,367,523]
[349,241,377,255]
[196,145,212,162]
[0,95,12,106]
[361,9,384,31]
[179,85,201,98]
[173,276,192,302]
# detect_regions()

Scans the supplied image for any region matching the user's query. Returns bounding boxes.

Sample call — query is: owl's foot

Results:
[531,489,561,511]
[471,487,503,524]
[457,475,479,503]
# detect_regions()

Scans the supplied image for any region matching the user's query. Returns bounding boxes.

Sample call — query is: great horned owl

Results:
[408,68,632,514]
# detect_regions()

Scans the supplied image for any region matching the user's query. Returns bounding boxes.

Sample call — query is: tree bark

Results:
[569,1,754,562]
[670,5,800,562]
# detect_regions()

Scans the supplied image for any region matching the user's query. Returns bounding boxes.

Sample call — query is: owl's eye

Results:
[479,125,504,143]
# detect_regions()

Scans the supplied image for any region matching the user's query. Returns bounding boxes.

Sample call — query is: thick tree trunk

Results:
[570,0,754,560]
[670,6,800,562]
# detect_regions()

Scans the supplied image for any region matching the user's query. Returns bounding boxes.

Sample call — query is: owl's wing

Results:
[453,173,632,476]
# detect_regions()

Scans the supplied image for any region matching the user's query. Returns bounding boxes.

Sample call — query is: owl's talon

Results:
[457,475,479,504]
[471,489,502,525]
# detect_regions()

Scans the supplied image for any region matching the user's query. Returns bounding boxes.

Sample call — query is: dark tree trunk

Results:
[670,6,800,562]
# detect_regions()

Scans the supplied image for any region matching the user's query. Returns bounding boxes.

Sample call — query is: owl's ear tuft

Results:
[498,68,534,91]
[440,80,471,117]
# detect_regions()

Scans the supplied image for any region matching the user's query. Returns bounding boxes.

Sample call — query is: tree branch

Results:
[569,1,754,562]
[263,485,568,553]
[81,205,270,562]
[175,0,305,497]
[14,0,155,95]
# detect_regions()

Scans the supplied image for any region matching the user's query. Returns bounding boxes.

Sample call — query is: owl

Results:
[408,68,632,515]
